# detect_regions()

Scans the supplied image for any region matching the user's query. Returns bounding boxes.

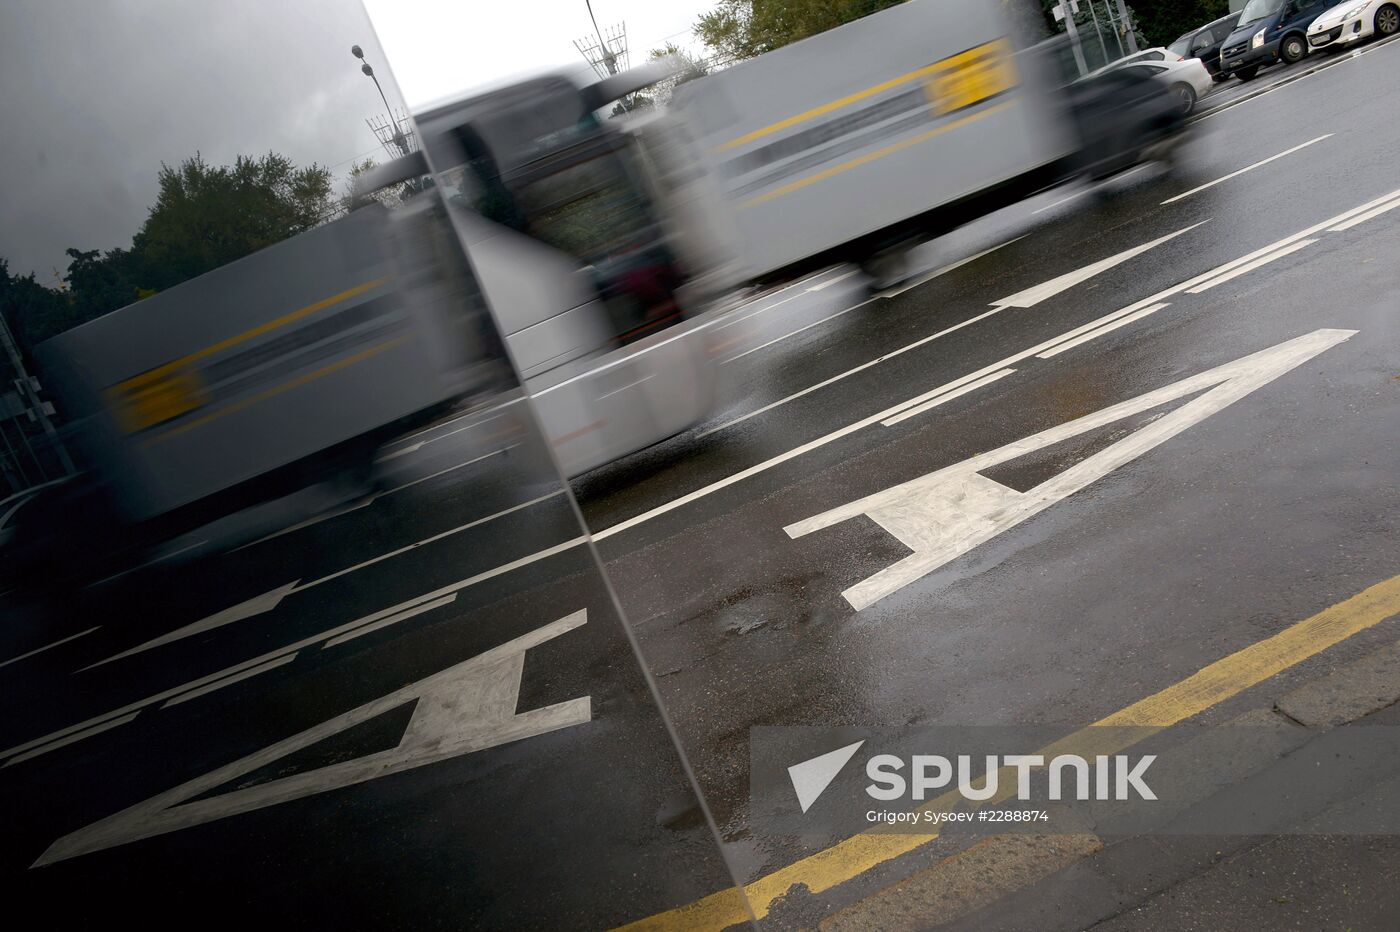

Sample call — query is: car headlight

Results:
[1343,1,1371,17]
[1251,27,1267,47]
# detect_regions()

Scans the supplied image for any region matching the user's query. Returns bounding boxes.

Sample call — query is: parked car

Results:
[1111,47,1178,66]
[1086,55,1214,114]
[1219,0,1334,80]
[1169,11,1244,80]
[1306,0,1400,50]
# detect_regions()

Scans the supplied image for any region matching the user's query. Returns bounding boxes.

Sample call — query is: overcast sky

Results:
[0,0,711,281]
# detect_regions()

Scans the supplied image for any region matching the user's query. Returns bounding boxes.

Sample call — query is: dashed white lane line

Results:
[0,627,99,670]
[1160,134,1332,205]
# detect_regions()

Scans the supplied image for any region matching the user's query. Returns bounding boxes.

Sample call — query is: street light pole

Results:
[351,45,410,157]
[584,0,617,74]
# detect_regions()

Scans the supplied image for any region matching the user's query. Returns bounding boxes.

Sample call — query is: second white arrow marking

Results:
[785,328,1355,611]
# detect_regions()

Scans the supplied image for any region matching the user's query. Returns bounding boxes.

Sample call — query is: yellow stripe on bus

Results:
[738,99,1016,209]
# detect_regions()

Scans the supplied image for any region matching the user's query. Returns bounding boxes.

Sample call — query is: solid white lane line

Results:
[697,306,1008,438]
[807,269,860,291]
[161,653,300,708]
[989,222,1206,309]
[379,415,508,461]
[1032,190,1088,215]
[1328,192,1400,231]
[1186,240,1318,293]
[322,594,458,648]
[720,298,875,364]
[3,714,140,768]
[1037,303,1171,358]
[294,490,564,594]
[379,445,515,496]
[596,193,1398,540]
[881,369,1018,426]
[383,399,521,451]
[1160,134,1332,205]
[236,444,518,551]
[876,236,1027,299]
[0,627,99,670]
[7,536,590,767]
[713,273,842,332]
[76,491,565,675]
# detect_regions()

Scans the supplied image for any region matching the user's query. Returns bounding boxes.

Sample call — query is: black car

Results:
[1066,67,1191,181]
[1169,11,1244,81]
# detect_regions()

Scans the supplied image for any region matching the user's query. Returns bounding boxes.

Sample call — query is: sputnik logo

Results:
[788,739,865,813]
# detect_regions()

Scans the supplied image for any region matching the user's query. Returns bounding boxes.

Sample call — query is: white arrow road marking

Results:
[4,537,586,767]
[785,329,1355,611]
[989,222,1207,309]
[789,740,866,813]
[77,583,300,672]
[76,491,565,672]
[32,611,591,867]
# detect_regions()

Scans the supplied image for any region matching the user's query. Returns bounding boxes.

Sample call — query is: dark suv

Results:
[1219,0,1331,80]
[1169,11,1243,81]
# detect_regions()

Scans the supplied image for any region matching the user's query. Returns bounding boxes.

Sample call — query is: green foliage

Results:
[1041,0,1232,50]
[1129,0,1232,47]
[0,259,79,350]
[695,0,908,63]
[132,152,334,293]
[0,151,336,346]
[641,43,711,107]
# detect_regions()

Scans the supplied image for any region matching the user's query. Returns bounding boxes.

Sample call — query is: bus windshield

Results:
[515,153,653,265]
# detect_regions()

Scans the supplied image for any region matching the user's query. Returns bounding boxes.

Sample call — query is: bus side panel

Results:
[670,0,1078,282]
[36,205,479,521]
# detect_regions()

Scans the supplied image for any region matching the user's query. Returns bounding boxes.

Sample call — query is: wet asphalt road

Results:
[1,37,1398,929]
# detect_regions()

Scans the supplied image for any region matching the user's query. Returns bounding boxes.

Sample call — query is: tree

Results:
[131,151,334,293]
[0,258,78,350]
[644,43,710,107]
[341,157,384,212]
[1128,0,1231,48]
[1040,0,1229,50]
[695,0,907,64]
[0,150,337,346]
